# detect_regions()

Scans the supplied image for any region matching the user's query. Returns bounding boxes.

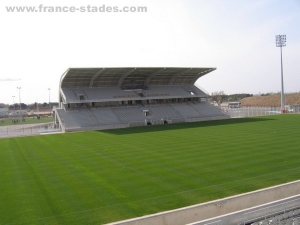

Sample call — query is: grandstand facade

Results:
[54,67,229,132]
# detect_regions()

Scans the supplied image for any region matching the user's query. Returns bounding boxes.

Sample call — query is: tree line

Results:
[210,91,253,103]
[1,102,59,110]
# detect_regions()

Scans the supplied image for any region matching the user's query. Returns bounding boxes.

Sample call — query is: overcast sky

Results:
[0,0,300,104]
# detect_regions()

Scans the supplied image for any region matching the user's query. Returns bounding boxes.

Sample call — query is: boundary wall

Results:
[106,180,300,225]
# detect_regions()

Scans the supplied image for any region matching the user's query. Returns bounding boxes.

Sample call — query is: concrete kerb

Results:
[105,180,300,225]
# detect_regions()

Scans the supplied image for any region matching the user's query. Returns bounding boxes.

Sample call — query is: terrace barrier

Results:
[222,106,300,118]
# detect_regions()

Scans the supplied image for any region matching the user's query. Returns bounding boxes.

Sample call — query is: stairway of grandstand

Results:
[56,101,228,132]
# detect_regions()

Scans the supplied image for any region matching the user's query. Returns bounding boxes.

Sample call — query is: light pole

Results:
[36,100,39,119]
[48,88,51,115]
[17,87,21,116]
[12,96,16,117]
[275,34,286,113]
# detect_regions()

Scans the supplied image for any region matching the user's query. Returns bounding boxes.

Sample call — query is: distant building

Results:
[0,107,9,117]
[10,110,27,116]
[221,102,241,109]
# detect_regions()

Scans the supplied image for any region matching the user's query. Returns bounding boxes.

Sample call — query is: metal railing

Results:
[222,106,300,118]
[0,122,55,138]
[237,197,300,225]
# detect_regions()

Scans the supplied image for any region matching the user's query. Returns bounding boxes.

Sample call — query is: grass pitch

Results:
[1,114,300,224]
[0,117,53,126]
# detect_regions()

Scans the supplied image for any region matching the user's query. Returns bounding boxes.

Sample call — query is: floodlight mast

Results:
[17,87,21,116]
[275,34,286,113]
[12,96,16,117]
[48,88,51,115]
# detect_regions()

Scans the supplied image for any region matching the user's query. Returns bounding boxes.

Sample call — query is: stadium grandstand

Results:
[54,67,229,132]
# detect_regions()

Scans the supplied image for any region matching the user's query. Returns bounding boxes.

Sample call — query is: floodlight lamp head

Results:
[276,35,286,47]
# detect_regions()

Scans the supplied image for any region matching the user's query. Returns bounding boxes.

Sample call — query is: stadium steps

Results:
[72,89,78,100]
[147,104,181,120]
[81,90,89,100]
[86,108,100,125]
[56,108,99,129]
[112,106,147,123]
[188,102,225,117]
[61,88,78,102]
[170,103,202,118]
[91,108,121,125]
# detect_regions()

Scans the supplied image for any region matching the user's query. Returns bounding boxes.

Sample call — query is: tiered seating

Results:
[189,102,225,117]
[56,67,226,131]
[61,89,78,102]
[170,103,202,118]
[56,108,99,128]
[147,104,181,120]
[83,87,139,100]
[56,100,229,131]
[91,108,121,125]
[250,208,300,225]
[62,87,140,101]
[57,84,229,131]
[112,106,147,123]
[62,85,209,103]
[144,85,191,98]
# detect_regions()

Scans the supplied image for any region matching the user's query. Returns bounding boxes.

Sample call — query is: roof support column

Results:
[118,68,136,86]
[168,68,193,85]
[89,68,105,88]
[144,68,166,86]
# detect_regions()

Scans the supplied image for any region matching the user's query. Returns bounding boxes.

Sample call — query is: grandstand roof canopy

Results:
[60,67,216,88]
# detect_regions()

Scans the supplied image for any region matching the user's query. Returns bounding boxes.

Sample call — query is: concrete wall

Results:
[189,195,300,225]
[106,180,300,225]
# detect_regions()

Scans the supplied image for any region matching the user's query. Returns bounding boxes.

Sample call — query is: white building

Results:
[0,107,9,117]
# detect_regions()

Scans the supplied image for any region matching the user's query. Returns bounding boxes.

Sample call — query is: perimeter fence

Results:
[0,122,57,138]
[222,106,300,118]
